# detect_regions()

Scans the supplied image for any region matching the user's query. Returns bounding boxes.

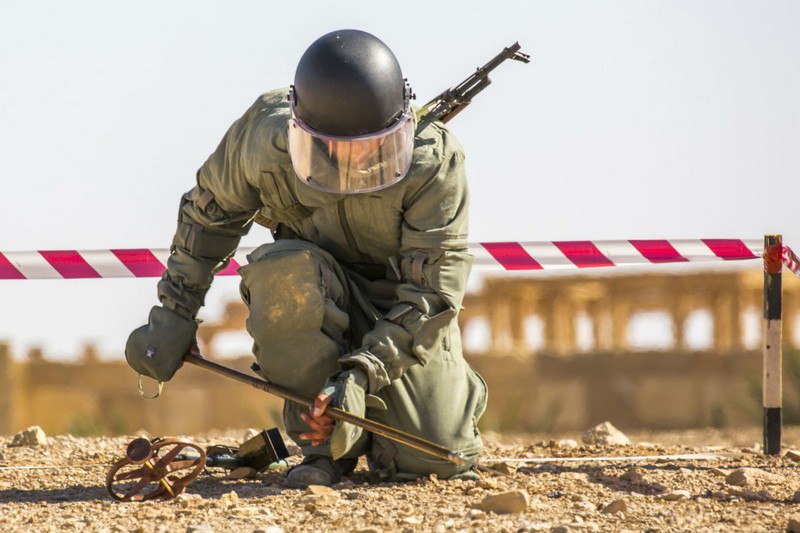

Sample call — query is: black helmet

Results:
[288,30,417,195]
[291,29,410,136]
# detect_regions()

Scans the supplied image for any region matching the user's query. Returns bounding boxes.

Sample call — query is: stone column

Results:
[669,296,689,351]
[588,301,612,351]
[508,294,528,354]
[489,296,514,354]
[610,299,631,351]
[712,291,742,352]
[541,294,576,355]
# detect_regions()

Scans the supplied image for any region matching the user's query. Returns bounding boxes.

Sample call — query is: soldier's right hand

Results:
[125,306,198,382]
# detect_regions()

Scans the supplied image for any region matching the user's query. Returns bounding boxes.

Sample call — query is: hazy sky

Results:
[1,1,798,359]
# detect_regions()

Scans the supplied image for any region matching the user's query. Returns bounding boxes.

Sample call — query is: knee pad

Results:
[238,240,350,394]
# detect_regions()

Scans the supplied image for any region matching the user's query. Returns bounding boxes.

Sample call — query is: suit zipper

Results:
[337,198,364,258]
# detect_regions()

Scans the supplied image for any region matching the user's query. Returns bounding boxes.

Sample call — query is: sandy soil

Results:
[1,426,800,532]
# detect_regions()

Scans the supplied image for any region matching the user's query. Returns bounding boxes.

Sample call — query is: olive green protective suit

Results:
[158,89,487,479]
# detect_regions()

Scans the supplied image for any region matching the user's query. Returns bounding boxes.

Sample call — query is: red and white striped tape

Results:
[0,239,797,280]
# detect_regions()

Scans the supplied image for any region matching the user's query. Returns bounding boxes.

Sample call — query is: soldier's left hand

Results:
[300,393,334,446]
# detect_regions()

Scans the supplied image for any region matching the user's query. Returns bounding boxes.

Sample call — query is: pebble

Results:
[789,516,800,533]
[581,422,630,446]
[305,484,338,496]
[226,466,257,480]
[601,499,628,514]
[9,426,48,447]
[573,501,596,513]
[175,493,203,508]
[550,526,570,533]
[659,490,690,501]
[794,490,800,503]
[468,509,487,519]
[487,461,517,475]
[477,489,530,514]
[252,527,283,533]
[726,488,772,501]
[620,467,643,483]
[219,490,239,507]
[299,493,339,507]
[402,516,423,525]
[229,506,264,516]
[785,450,800,462]
[557,439,579,449]
[725,468,782,486]
[477,478,499,489]
[185,526,212,533]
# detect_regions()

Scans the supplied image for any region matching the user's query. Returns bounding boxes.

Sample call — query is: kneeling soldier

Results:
[126,29,487,487]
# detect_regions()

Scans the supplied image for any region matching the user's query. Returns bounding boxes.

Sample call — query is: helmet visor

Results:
[288,109,415,194]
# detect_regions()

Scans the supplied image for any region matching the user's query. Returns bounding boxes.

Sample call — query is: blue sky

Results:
[1,1,798,359]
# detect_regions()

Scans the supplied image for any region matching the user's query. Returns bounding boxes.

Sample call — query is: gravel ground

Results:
[1,426,800,532]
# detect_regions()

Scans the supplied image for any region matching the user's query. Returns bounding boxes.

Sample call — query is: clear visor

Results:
[288,109,416,194]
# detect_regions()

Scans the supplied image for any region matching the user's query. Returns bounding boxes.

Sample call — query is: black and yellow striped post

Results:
[763,234,782,455]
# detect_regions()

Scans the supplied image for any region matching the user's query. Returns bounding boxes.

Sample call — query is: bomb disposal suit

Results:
[125,30,487,485]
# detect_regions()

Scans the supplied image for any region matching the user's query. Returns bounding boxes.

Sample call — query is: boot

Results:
[285,455,357,488]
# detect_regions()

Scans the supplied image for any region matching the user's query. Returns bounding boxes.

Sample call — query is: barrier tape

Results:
[1,239,798,280]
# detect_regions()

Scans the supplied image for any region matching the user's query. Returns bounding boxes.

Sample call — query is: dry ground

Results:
[2,426,800,532]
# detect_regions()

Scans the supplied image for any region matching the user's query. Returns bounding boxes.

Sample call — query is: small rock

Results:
[252,527,283,533]
[186,526,212,533]
[467,487,484,496]
[468,509,486,520]
[727,488,772,501]
[785,450,800,462]
[175,493,203,508]
[602,499,628,514]
[794,490,800,503]
[477,478,499,490]
[789,516,800,533]
[219,490,239,507]
[242,428,260,441]
[725,468,782,486]
[573,501,596,513]
[620,468,643,483]
[581,422,630,446]
[9,426,48,447]
[299,494,339,507]
[343,490,363,500]
[709,467,730,477]
[227,467,258,480]
[659,490,690,501]
[304,485,338,496]
[133,428,151,438]
[550,526,570,533]
[229,506,263,516]
[332,479,355,489]
[557,439,579,449]
[477,489,530,514]
[487,462,517,475]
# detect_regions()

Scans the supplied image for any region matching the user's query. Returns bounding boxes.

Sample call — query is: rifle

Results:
[416,42,530,124]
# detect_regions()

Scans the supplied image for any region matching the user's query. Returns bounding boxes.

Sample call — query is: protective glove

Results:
[308,368,386,459]
[125,306,198,382]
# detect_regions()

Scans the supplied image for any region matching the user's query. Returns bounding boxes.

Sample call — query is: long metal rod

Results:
[763,233,783,455]
[183,353,464,465]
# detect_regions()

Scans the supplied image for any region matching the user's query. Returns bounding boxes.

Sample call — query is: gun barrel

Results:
[419,41,530,123]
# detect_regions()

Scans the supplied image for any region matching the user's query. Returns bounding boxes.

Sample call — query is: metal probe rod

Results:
[183,353,463,465]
